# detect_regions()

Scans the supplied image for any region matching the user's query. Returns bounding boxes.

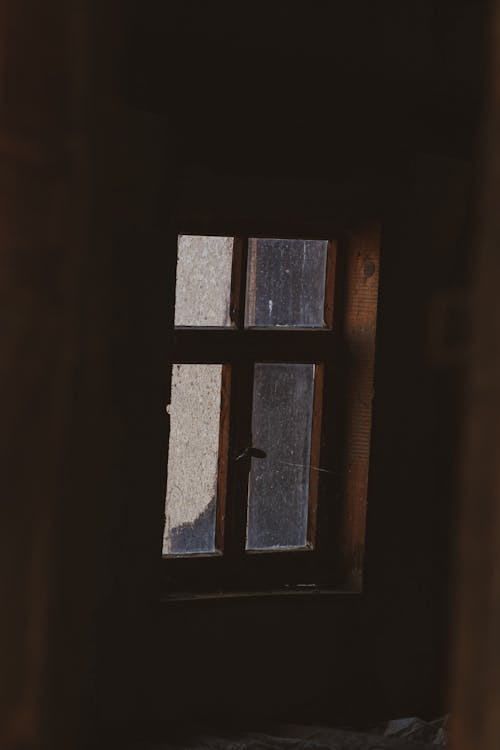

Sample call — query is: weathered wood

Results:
[451,3,500,749]
[0,2,91,747]
[337,224,380,590]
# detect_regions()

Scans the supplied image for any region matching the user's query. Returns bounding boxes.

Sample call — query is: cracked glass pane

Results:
[174,235,233,327]
[163,364,222,555]
[246,363,315,550]
[245,238,328,328]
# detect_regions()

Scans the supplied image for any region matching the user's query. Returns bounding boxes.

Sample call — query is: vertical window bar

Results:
[215,364,231,552]
[245,237,258,326]
[307,363,325,547]
[226,236,253,557]
[315,236,348,561]
[224,360,254,557]
[229,236,249,328]
[323,239,337,328]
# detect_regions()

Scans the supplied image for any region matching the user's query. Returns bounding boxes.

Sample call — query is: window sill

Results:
[159,584,362,603]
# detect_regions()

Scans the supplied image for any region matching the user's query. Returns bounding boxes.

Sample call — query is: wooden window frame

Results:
[161,223,380,597]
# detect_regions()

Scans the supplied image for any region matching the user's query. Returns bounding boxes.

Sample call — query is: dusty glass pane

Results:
[246,363,315,550]
[245,238,328,328]
[163,364,222,555]
[174,235,233,327]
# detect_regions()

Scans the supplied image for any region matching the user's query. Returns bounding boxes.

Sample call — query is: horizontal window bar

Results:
[172,329,340,362]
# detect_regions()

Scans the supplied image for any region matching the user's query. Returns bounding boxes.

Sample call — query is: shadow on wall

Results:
[168,498,216,554]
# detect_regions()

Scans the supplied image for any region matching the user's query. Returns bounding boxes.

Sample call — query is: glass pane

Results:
[245,238,328,328]
[163,364,223,555]
[174,235,233,327]
[246,363,315,550]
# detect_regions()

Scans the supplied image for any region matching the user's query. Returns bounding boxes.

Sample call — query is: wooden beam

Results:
[452,3,500,748]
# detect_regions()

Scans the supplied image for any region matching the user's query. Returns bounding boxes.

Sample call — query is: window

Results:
[162,226,380,596]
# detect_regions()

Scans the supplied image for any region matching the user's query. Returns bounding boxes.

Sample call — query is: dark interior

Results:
[1,1,489,747]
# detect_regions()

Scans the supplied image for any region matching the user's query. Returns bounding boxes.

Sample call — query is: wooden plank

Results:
[0,3,92,747]
[452,3,500,748]
[337,223,380,590]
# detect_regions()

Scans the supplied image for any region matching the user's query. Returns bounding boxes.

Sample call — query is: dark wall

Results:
[0,2,484,747]
[140,155,472,728]
[9,1,478,744]
[124,3,480,732]
[88,2,482,737]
